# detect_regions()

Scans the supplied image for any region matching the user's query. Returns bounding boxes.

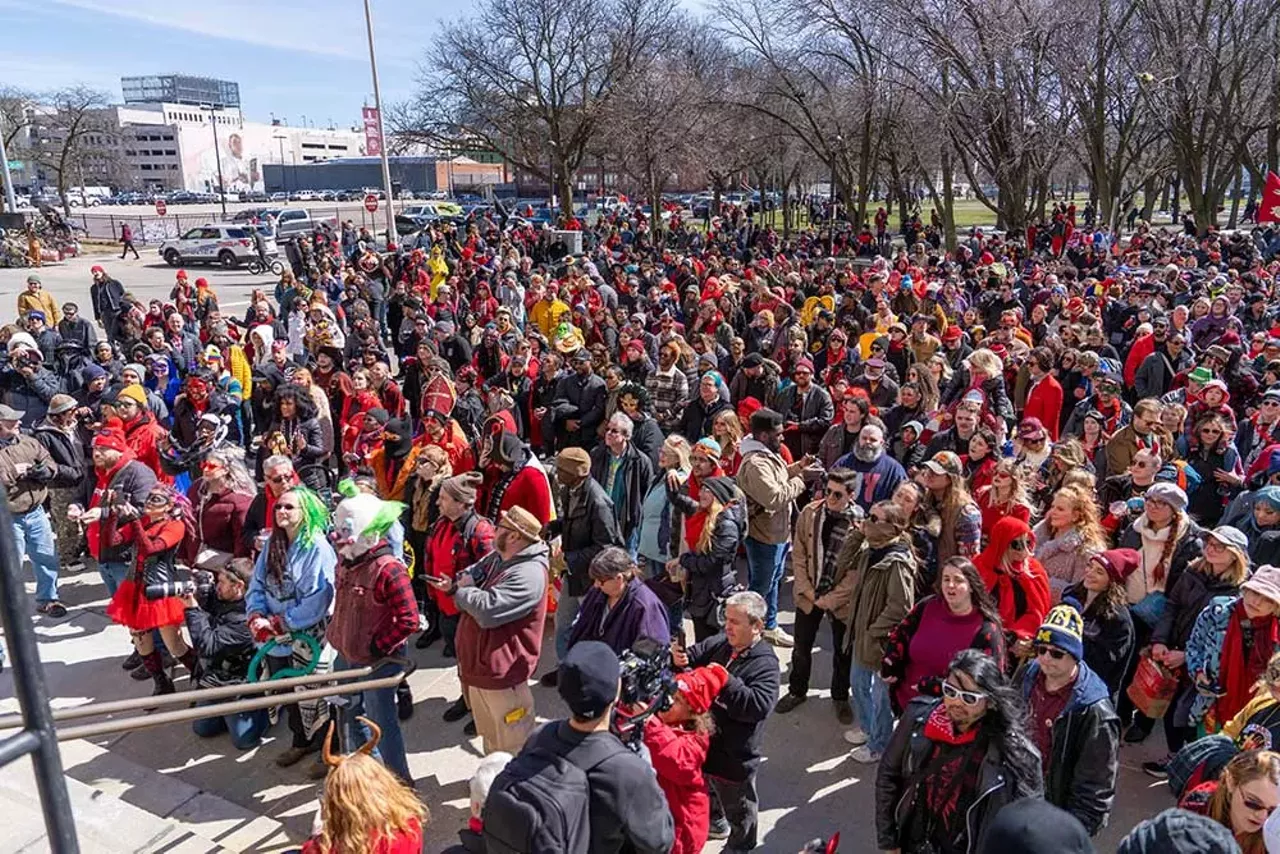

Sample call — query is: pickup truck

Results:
[269,207,338,237]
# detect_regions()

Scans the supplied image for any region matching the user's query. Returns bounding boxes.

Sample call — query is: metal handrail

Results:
[0,658,416,742]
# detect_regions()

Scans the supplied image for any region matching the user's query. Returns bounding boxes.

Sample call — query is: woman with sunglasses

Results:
[1178,749,1280,854]
[245,485,336,769]
[189,447,255,573]
[1178,414,1245,528]
[103,484,198,696]
[875,649,1042,854]
[881,557,1005,715]
[974,458,1033,544]
[972,516,1051,667]
[1137,524,1246,775]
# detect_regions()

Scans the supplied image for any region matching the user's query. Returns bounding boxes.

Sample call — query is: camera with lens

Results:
[13,349,42,370]
[611,637,678,750]
[144,570,214,601]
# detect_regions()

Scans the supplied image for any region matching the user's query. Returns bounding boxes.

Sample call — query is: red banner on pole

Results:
[1259,171,1280,224]
[362,106,383,157]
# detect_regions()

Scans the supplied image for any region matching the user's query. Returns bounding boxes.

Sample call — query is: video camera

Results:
[610,637,678,751]
[145,569,214,601]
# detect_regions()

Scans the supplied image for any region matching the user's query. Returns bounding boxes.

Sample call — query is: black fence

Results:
[71,207,393,245]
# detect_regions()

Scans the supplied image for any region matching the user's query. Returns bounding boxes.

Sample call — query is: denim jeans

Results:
[554,593,581,661]
[192,704,271,750]
[98,560,129,598]
[744,537,788,630]
[849,659,893,753]
[624,527,641,561]
[15,507,60,604]
[334,652,412,784]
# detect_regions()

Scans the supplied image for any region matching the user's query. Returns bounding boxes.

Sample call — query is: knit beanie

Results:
[1034,603,1085,661]
[674,665,730,715]
[1092,548,1141,586]
[1116,808,1242,854]
[442,472,483,505]
[978,798,1094,854]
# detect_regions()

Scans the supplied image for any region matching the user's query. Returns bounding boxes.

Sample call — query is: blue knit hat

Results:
[1035,603,1085,661]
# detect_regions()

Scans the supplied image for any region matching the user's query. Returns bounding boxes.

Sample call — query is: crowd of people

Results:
[9,200,1280,852]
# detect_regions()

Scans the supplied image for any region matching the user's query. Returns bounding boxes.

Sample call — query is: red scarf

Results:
[1215,602,1280,727]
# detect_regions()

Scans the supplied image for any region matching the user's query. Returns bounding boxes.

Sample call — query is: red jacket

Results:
[1023,375,1064,441]
[124,412,173,484]
[974,517,1051,641]
[643,717,710,854]
[1125,333,1156,387]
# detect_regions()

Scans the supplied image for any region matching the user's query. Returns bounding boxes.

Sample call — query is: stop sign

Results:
[364,194,379,213]
[155,199,167,216]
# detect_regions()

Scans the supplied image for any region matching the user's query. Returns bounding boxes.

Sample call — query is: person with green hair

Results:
[327,488,419,783]
[245,485,337,771]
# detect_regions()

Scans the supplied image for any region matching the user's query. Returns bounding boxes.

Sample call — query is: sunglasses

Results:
[1243,795,1277,817]
[941,682,987,705]
[1034,644,1069,661]
[267,474,292,484]
[1009,538,1029,551]
[275,502,299,512]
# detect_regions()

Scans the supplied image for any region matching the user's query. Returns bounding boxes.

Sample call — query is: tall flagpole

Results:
[363,0,396,244]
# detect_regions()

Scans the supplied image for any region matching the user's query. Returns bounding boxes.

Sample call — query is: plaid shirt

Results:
[369,555,420,657]
[646,365,689,431]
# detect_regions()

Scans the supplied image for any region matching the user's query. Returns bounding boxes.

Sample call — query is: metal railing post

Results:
[0,490,80,852]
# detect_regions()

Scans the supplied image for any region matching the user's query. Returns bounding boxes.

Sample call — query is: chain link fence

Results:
[71,206,388,244]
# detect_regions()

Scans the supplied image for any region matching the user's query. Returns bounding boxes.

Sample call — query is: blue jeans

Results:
[15,507,60,604]
[334,652,412,784]
[98,560,129,598]
[744,537,788,630]
[192,704,271,750]
[849,659,893,753]
[624,527,641,561]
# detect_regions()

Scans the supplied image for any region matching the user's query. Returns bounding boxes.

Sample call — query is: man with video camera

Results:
[181,558,270,750]
[0,402,65,617]
[482,640,675,854]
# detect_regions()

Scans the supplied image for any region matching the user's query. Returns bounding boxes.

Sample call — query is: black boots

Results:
[142,651,174,696]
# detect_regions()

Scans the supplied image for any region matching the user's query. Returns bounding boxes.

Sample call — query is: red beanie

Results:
[675,665,730,715]
[1093,548,1141,585]
[737,396,763,423]
[92,427,129,455]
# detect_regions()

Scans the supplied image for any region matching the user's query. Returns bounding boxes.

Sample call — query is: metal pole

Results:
[0,492,80,852]
[205,107,227,219]
[0,127,16,212]
[363,0,397,243]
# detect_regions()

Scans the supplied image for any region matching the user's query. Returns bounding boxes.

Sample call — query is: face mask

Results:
[863,519,900,548]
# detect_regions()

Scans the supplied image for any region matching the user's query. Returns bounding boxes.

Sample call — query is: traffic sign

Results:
[364,194,379,213]
[155,200,167,216]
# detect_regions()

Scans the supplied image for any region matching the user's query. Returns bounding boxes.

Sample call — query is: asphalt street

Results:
[0,252,1176,853]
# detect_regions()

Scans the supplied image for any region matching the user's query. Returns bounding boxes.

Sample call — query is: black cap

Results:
[742,352,764,369]
[558,641,620,720]
[750,407,784,433]
[978,799,1094,854]
[1115,808,1241,854]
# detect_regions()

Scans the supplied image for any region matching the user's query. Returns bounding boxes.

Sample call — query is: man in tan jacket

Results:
[775,468,860,723]
[736,407,810,646]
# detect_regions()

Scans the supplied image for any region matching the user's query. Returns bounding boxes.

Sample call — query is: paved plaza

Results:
[0,254,1173,854]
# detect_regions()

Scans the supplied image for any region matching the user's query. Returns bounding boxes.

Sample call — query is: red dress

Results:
[104,517,187,631]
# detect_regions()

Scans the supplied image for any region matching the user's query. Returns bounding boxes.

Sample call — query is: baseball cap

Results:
[558,641,620,720]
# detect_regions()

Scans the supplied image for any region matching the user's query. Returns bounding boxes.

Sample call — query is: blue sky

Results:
[1,0,443,130]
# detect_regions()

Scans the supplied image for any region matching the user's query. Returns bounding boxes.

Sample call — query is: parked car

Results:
[269,192,289,202]
[158,223,277,268]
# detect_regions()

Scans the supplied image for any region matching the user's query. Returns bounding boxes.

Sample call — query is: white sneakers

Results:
[842,728,868,746]
[850,745,882,764]
[763,626,795,647]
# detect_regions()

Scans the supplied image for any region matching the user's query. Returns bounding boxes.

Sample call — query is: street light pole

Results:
[0,124,17,213]
[363,0,397,244]
[201,105,227,219]
[828,135,841,257]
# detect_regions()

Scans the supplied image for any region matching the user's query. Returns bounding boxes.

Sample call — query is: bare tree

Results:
[395,0,676,215]
[15,87,118,215]
[1134,0,1280,232]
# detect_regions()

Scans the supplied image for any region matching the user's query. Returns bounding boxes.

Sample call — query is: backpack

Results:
[483,723,627,854]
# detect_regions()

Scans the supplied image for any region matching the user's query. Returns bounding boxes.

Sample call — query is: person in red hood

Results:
[111,384,172,485]
[640,664,731,854]
[973,516,1051,667]
[477,415,554,527]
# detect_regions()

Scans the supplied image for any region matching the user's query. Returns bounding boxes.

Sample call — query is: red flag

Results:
[1259,171,1280,223]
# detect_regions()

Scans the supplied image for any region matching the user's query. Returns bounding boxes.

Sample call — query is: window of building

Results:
[163,135,174,141]
[164,150,175,156]
[168,164,178,170]
[140,164,152,171]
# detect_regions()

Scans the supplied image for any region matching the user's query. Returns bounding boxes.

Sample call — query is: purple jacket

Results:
[567,578,671,654]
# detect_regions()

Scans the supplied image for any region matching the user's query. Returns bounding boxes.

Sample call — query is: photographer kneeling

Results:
[182,558,271,750]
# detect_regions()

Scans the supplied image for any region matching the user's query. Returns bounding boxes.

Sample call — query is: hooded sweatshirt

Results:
[974,517,1051,640]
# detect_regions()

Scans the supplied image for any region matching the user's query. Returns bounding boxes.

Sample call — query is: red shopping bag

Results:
[1126,654,1180,719]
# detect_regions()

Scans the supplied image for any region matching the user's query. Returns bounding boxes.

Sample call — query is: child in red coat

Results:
[642,664,731,854]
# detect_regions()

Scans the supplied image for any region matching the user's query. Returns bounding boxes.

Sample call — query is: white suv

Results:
[159,224,276,268]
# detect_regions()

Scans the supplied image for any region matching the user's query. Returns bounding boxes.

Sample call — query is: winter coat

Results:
[1062,582,1137,697]
[550,478,624,597]
[678,395,732,444]
[642,716,710,854]
[629,414,665,471]
[773,383,835,456]
[685,634,780,781]
[567,577,671,654]
[1117,518,1204,611]
[32,420,82,488]
[675,498,746,619]
[454,543,549,690]
[876,697,1039,854]
[1023,375,1064,441]
[590,443,654,541]
[841,532,917,668]
[1134,346,1191,400]
[1017,661,1120,835]
[79,459,157,565]
[2,367,63,429]
[735,437,805,544]
[974,517,1052,641]
[189,481,253,560]
[1153,563,1239,652]
[1032,521,1099,602]
[791,499,859,621]
[184,588,255,687]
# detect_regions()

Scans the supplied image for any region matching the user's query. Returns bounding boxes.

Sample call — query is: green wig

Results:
[286,486,330,546]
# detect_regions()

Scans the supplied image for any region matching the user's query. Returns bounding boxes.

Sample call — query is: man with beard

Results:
[645,339,689,435]
[833,424,906,514]
[1063,371,1132,437]
[729,352,779,408]
[850,357,899,410]
[925,400,982,458]
[776,468,859,723]
[1134,327,1192,400]
[1106,398,1164,477]
[546,349,607,455]
[775,358,834,459]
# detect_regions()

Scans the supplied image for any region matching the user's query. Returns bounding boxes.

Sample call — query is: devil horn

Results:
[356,716,382,755]
[321,720,340,768]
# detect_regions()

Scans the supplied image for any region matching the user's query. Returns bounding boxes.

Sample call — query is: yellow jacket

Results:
[228,345,252,400]
[17,291,61,325]
[530,298,570,339]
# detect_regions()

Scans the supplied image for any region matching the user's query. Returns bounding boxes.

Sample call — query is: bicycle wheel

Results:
[269,259,285,276]
[247,259,263,275]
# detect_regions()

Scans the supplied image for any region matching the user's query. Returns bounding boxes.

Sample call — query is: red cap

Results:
[176,269,188,279]
[675,665,730,714]
[195,277,209,288]
[91,265,105,274]
[92,427,129,455]
[943,326,963,343]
